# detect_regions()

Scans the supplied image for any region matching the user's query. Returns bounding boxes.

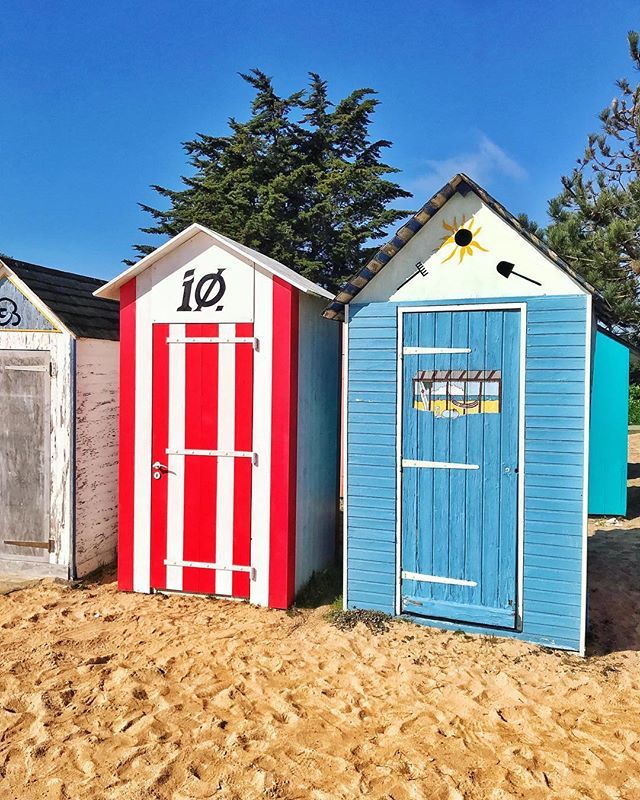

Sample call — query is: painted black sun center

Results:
[454,228,473,246]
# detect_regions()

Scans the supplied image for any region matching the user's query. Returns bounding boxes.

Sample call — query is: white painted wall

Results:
[295,293,341,594]
[356,191,586,305]
[74,338,119,577]
[0,330,72,577]
[144,231,255,324]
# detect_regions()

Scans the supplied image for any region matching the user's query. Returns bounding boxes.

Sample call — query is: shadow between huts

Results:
[627,481,640,519]
[294,565,343,610]
[587,525,640,656]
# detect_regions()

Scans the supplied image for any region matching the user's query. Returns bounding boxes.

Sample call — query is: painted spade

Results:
[496,260,541,287]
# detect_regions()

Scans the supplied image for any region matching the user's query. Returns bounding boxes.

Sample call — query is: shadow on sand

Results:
[587,460,640,655]
[588,525,640,655]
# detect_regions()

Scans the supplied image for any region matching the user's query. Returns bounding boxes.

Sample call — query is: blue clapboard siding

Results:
[346,294,588,652]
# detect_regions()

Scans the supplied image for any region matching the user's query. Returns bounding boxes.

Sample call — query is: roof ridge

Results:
[1,256,120,340]
[1,256,108,286]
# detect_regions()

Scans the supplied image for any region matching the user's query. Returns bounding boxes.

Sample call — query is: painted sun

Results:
[440,215,488,263]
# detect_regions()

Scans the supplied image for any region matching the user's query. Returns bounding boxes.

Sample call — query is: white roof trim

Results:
[93,223,334,301]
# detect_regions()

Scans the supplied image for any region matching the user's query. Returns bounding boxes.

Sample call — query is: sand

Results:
[1,448,640,799]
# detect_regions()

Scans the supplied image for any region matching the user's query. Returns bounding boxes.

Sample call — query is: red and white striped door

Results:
[149,322,254,597]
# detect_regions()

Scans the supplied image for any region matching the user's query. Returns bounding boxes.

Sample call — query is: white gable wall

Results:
[136,231,256,324]
[357,191,586,304]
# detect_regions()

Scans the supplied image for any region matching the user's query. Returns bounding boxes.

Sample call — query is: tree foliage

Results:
[131,70,411,290]
[546,31,640,335]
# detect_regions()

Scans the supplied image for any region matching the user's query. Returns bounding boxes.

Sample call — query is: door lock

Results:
[152,461,169,480]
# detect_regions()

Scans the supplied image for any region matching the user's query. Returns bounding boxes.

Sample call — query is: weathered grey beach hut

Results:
[0,257,119,579]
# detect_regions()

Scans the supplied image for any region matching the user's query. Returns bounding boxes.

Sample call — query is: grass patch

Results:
[327,608,391,635]
[294,565,342,609]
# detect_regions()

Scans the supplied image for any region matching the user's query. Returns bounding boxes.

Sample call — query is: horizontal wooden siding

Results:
[346,294,588,651]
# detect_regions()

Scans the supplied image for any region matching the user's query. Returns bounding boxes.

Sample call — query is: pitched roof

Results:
[323,173,611,321]
[0,257,120,340]
[94,223,334,301]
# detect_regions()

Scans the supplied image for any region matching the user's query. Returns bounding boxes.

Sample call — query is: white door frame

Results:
[395,303,527,628]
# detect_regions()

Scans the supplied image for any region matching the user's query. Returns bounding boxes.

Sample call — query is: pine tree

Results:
[131,70,412,290]
[546,32,640,336]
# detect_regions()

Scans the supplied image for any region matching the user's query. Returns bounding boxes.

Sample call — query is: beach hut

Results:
[588,328,637,517]
[95,224,340,608]
[324,172,632,654]
[0,256,119,580]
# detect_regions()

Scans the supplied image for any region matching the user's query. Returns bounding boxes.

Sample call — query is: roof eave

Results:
[0,259,74,336]
[94,224,205,300]
[94,223,334,301]
[322,172,612,321]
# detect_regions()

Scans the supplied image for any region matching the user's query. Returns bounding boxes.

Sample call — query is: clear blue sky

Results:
[1,0,638,279]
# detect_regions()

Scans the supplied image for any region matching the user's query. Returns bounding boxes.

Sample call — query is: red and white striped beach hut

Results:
[95,224,340,608]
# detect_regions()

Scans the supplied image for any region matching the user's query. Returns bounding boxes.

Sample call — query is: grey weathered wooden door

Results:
[0,350,51,561]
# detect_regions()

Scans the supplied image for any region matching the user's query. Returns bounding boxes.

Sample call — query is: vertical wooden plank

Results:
[133,268,153,594]
[465,311,486,609]
[269,277,299,609]
[150,324,169,590]
[498,311,520,611]
[182,323,218,594]
[165,323,186,592]
[447,311,470,605]
[481,311,504,609]
[215,323,237,597]
[232,323,254,599]
[118,279,136,591]
[430,311,452,599]
[400,312,418,606]
[249,270,273,607]
[416,314,437,600]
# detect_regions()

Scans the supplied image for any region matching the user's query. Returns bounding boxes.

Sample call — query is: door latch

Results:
[152,461,169,480]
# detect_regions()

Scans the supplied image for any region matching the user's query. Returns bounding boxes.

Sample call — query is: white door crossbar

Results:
[167,336,258,350]
[402,347,471,355]
[401,459,479,470]
[402,571,477,587]
[166,448,258,465]
[164,560,256,580]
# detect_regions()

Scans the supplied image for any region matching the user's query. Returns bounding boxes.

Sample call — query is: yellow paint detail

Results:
[413,397,501,417]
[438,214,488,264]
[470,239,488,252]
[441,246,458,264]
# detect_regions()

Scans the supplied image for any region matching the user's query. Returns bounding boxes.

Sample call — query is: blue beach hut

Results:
[324,173,632,654]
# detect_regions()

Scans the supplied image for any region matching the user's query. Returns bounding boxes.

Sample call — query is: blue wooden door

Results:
[400,309,521,628]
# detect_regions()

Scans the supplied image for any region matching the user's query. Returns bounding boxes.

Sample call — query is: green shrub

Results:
[629,384,640,425]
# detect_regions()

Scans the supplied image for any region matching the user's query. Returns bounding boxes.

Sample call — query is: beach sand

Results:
[1,444,640,799]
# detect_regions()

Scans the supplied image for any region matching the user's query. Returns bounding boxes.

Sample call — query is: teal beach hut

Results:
[588,329,636,517]
[324,173,632,654]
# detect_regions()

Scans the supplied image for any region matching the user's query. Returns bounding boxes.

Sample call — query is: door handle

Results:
[152,461,169,480]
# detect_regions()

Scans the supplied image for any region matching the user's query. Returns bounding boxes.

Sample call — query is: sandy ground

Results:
[1,448,640,798]
[0,578,38,597]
